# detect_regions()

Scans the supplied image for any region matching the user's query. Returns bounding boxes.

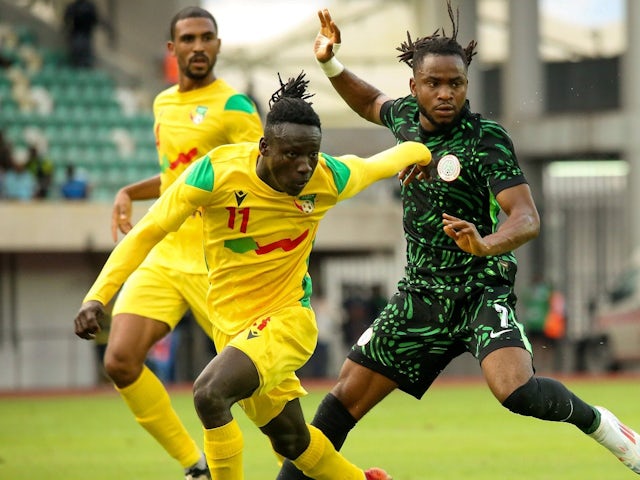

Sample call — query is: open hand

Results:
[314,9,341,62]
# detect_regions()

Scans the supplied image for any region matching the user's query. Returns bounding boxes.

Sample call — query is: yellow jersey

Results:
[145,79,263,273]
[85,141,431,335]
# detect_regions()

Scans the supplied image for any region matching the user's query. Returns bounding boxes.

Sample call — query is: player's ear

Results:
[409,77,417,96]
[258,137,269,155]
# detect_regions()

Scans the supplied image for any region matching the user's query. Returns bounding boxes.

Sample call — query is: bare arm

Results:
[442,183,540,257]
[111,174,161,242]
[314,9,392,125]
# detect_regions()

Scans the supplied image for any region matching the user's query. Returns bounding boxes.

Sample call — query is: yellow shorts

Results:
[213,305,317,427]
[112,261,211,337]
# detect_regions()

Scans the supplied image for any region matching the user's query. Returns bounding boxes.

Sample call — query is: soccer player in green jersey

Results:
[74,71,432,480]
[276,2,640,479]
[81,7,262,480]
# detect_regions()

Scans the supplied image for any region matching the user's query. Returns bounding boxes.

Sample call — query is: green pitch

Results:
[0,377,638,479]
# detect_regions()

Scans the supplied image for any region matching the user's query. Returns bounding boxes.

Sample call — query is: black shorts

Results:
[348,282,531,399]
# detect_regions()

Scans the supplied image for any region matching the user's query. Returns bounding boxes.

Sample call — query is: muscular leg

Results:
[193,345,259,480]
[482,347,596,430]
[331,359,398,421]
[105,313,203,469]
[105,313,168,387]
[482,346,640,473]
[261,394,370,480]
[277,358,397,479]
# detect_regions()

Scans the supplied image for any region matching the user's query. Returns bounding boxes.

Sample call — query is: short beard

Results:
[184,64,213,81]
[417,104,460,133]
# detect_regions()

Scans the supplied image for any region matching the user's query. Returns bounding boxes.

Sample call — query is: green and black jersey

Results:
[380,96,527,290]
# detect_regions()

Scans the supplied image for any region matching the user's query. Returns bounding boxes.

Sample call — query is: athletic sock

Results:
[203,419,244,480]
[502,376,597,431]
[291,424,364,480]
[117,365,201,468]
[277,393,357,479]
[311,393,357,450]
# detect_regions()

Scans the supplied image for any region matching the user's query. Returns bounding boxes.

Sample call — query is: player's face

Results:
[410,54,468,132]
[258,123,321,196]
[169,17,220,81]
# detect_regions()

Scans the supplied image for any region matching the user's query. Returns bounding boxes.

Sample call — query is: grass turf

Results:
[0,376,638,479]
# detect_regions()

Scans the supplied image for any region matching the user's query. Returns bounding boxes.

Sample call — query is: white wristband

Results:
[316,56,344,78]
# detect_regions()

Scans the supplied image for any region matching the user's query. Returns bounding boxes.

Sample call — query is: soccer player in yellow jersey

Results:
[99,7,262,479]
[75,72,431,480]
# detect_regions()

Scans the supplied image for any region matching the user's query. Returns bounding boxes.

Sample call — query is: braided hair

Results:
[265,71,321,139]
[396,0,477,72]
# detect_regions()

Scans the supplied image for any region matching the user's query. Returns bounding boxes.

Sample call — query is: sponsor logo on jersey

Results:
[294,194,316,214]
[190,106,208,125]
[437,154,461,182]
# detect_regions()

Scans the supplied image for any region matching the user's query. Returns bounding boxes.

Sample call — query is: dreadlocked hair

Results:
[265,71,321,136]
[396,0,477,71]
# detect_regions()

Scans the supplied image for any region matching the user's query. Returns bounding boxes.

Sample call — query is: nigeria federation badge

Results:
[437,154,461,182]
[190,106,208,125]
[294,194,316,214]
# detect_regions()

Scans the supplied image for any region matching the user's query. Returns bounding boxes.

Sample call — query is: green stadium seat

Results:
[14,25,37,46]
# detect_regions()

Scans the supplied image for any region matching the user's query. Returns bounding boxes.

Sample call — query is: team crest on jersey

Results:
[294,194,316,214]
[437,154,461,182]
[190,106,208,125]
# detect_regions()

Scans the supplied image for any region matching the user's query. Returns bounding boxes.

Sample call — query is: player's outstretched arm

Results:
[364,141,431,181]
[314,8,392,125]
[84,213,171,315]
[336,142,431,201]
[111,175,162,241]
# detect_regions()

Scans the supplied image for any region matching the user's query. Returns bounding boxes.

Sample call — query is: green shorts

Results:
[348,282,532,399]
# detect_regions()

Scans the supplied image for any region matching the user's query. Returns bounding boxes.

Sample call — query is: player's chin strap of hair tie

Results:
[316,35,344,78]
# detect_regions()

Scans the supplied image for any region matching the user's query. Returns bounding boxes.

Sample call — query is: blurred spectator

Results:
[63,0,99,68]
[25,144,53,199]
[522,277,567,372]
[146,330,181,383]
[61,164,89,199]
[369,284,387,319]
[0,51,13,68]
[341,285,372,348]
[2,148,36,201]
[0,129,13,173]
[162,49,179,87]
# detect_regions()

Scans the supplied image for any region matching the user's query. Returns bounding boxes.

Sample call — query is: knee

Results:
[501,376,541,417]
[193,373,228,422]
[269,426,310,460]
[103,349,139,386]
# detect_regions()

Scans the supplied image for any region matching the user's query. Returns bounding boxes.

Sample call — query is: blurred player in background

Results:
[75,71,433,480]
[277,2,640,478]
[81,6,262,480]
